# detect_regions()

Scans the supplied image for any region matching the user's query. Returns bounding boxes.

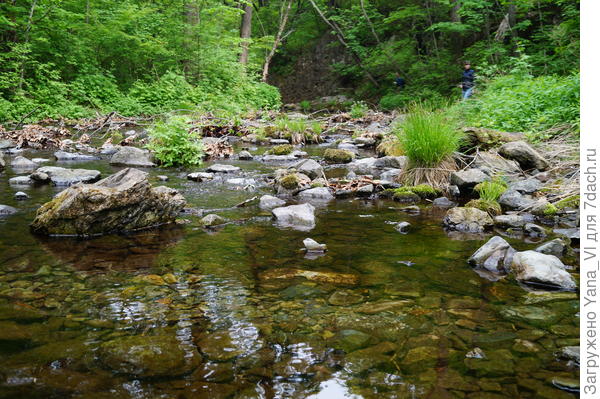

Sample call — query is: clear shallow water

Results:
[0,145,579,398]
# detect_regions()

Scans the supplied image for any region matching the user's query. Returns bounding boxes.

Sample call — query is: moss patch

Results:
[279,174,300,190]
[466,199,502,216]
[324,149,355,164]
[267,144,293,155]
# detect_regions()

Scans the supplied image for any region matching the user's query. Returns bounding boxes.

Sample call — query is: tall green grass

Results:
[395,104,463,168]
[475,178,508,202]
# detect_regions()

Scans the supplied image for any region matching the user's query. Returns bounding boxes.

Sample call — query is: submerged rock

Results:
[468,236,516,275]
[110,146,155,167]
[11,156,37,170]
[34,166,101,186]
[30,168,186,236]
[442,207,493,233]
[395,222,411,233]
[511,250,576,290]
[328,290,363,306]
[498,141,548,170]
[272,203,316,231]
[99,335,201,377]
[259,267,359,285]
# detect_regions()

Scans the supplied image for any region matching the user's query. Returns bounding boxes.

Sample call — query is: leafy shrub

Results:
[146,116,203,167]
[300,100,311,112]
[350,101,369,118]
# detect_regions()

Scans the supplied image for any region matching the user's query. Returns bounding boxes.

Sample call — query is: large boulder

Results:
[30,168,186,236]
[272,203,316,231]
[98,335,201,377]
[468,236,516,275]
[450,169,490,190]
[34,166,101,186]
[498,141,548,171]
[472,151,521,175]
[294,159,323,179]
[511,251,577,291]
[110,146,155,167]
[443,207,494,233]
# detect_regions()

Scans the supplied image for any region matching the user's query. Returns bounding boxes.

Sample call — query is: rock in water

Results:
[303,238,327,252]
[259,195,286,210]
[294,159,323,179]
[272,203,316,231]
[110,146,155,167]
[30,168,186,236]
[511,250,576,291]
[34,166,101,186]
[0,153,4,170]
[442,207,493,233]
[468,236,515,275]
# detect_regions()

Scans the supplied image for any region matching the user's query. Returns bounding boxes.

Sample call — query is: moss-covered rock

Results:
[466,199,502,216]
[267,144,293,155]
[323,149,355,164]
[410,184,441,199]
[280,173,301,190]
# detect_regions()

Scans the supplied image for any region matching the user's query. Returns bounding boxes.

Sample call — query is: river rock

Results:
[338,142,358,152]
[259,195,285,210]
[98,335,201,377]
[238,150,253,160]
[554,228,579,243]
[493,214,528,228]
[334,329,374,353]
[303,238,326,252]
[259,267,359,285]
[535,238,568,257]
[472,151,521,174]
[432,197,457,208]
[34,166,101,186]
[0,205,17,216]
[110,146,155,167]
[468,236,516,274]
[54,151,99,161]
[14,191,28,200]
[201,214,225,227]
[9,176,34,185]
[511,251,576,290]
[30,168,186,236]
[524,223,546,237]
[0,153,4,170]
[0,139,14,149]
[557,346,580,364]
[297,187,334,203]
[500,306,561,328]
[509,178,542,194]
[395,222,411,233]
[294,159,323,179]
[187,172,214,181]
[328,290,363,306]
[498,141,549,170]
[347,157,378,175]
[380,169,401,181]
[443,207,494,233]
[11,156,37,170]
[450,169,490,189]
[272,203,316,230]
[207,164,240,173]
[498,190,535,210]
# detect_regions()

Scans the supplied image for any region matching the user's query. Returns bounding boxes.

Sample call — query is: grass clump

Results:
[376,135,404,156]
[350,101,369,119]
[271,116,322,144]
[396,104,463,188]
[324,149,355,164]
[474,178,508,202]
[465,199,502,216]
[267,144,293,155]
[300,100,311,112]
[146,115,203,167]
[555,195,579,210]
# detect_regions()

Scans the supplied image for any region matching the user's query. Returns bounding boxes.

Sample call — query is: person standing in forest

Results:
[460,61,475,99]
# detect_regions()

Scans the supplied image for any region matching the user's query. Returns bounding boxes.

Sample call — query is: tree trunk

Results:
[239,2,253,65]
[261,0,293,82]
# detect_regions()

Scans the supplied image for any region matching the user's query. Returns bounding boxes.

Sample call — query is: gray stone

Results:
[380,169,401,181]
[225,178,256,187]
[356,184,374,195]
[472,151,521,174]
[376,156,407,169]
[290,150,308,158]
[297,187,334,202]
[270,138,289,145]
[347,157,379,175]
[557,346,580,364]
[0,205,17,216]
[262,154,297,162]
[272,203,316,231]
[511,250,576,290]
[395,222,411,233]
[354,136,376,146]
[187,172,214,181]
[509,178,542,194]
[443,207,494,233]
[11,156,37,170]
[468,236,516,275]
[110,146,155,167]
[498,141,549,170]
[35,166,101,186]
[14,191,28,200]
[54,151,99,161]
[498,190,535,210]
[206,164,240,173]
[493,214,527,228]
[9,176,34,185]
[303,238,326,252]
[294,159,323,179]
[201,214,225,227]
[31,158,50,164]
[0,139,14,149]
[157,175,169,181]
[259,195,286,210]
[338,142,358,152]
[554,228,579,242]
[448,185,460,198]
[30,168,186,236]
[535,238,568,257]
[0,153,4,170]
[524,223,547,237]
[238,150,253,160]
[432,197,457,208]
[450,169,490,189]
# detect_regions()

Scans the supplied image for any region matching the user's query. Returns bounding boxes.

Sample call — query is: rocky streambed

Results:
[0,116,580,398]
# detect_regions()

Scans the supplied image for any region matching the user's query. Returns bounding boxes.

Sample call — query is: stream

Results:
[0,133,579,398]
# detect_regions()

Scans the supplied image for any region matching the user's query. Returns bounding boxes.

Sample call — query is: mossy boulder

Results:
[99,335,201,377]
[466,199,502,216]
[323,149,355,164]
[409,184,441,199]
[280,174,301,190]
[267,144,293,155]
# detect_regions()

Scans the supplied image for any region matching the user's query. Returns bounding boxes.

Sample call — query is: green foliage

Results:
[146,116,203,167]
[474,178,508,202]
[395,104,463,168]
[300,100,311,112]
[267,144,293,155]
[350,101,369,118]
[452,74,580,140]
[323,149,355,164]
[392,185,440,200]
[465,199,502,216]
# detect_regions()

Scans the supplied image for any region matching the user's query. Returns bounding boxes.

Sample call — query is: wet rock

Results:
[466,347,486,359]
[207,164,240,173]
[195,332,244,361]
[303,238,326,252]
[402,346,438,374]
[498,141,549,170]
[297,187,334,202]
[355,300,410,314]
[334,329,374,352]
[157,175,169,181]
[0,153,4,170]
[338,142,358,152]
[14,191,28,200]
[512,339,542,353]
[0,204,17,215]
[0,303,47,321]
[354,136,376,146]
[443,207,494,233]
[556,346,579,364]
[270,138,289,145]
[237,150,253,160]
[259,195,286,210]
[290,150,308,158]
[493,214,528,228]
[187,171,214,181]
[279,283,326,299]
[34,166,101,186]
[192,362,234,383]
[347,157,378,175]
[110,146,155,167]
[259,267,359,285]
[464,349,515,377]
[324,148,355,164]
[511,251,576,290]
[450,169,489,189]
[294,159,323,179]
[500,306,561,328]
[552,376,580,393]
[11,156,37,170]
[356,184,374,196]
[468,236,515,275]
[498,190,535,210]
[54,151,99,161]
[0,139,14,149]
[274,171,311,194]
[328,290,363,306]
[554,228,579,243]
[433,197,457,208]
[31,158,50,163]
[262,154,297,162]
[395,222,411,233]
[535,238,568,257]
[201,214,225,227]
[0,321,33,342]
[509,178,542,194]
[99,334,201,377]
[343,342,396,374]
[272,203,316,231]
[225,177,256,187]
[31,168,186,236]
[524,223,546,237]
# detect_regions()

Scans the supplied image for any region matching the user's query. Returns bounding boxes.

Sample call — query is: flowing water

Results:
[0,141,579,398]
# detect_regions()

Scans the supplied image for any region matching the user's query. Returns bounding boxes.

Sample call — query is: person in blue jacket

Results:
[461,61,475,99]
[394,74,406,89]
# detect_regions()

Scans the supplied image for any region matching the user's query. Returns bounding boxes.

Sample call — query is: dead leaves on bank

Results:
[0,124,71,149]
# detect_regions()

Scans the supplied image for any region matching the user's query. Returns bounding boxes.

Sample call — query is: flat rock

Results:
[187,172,214,181]
[450,169,490,189]
[472,151,521,174]
[303,238,327,251]
[443,207,494,233]
[30,168,186,236]
[511,250,576,290]
[297,187,334,202]
[493,214,528,228]
[110,146,155,167]
[259,195,286,210]
[54,151,99,161]
[272,203,316,231]
[347,157,378,175]
[207,164,240,173]
[498,141,549,170]
[498,190,536,210]
[433,197,457,208]
[9,176,34,185]
[509,178,542,194]
[294,159,323,179]
[259,267,359,285]
[270,138,289,144]
[35,166,101,186]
